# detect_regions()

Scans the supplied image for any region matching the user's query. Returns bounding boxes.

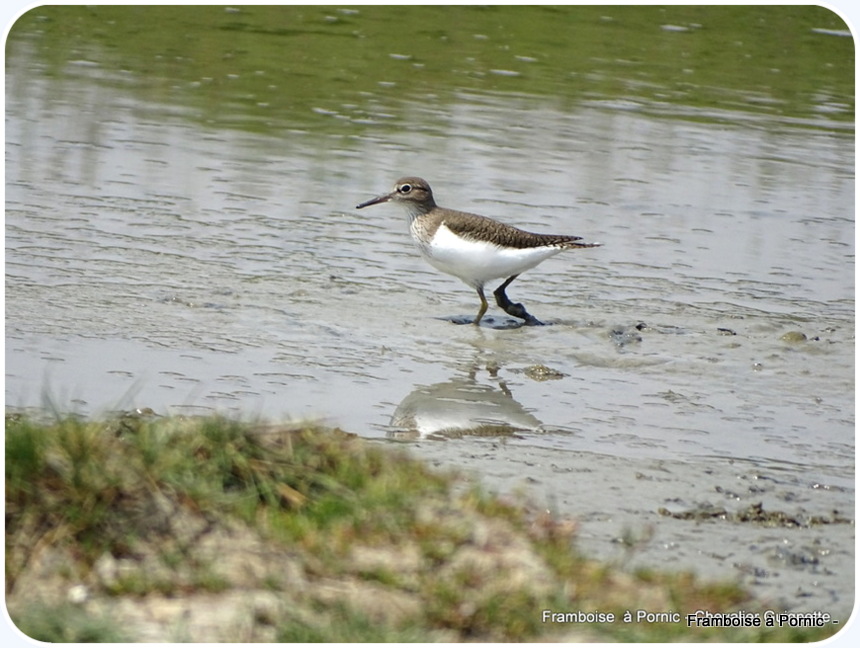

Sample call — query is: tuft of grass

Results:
[275,602,428,643]
[12,602,128,643]
[424,579,562,641]
[6,414,449,565]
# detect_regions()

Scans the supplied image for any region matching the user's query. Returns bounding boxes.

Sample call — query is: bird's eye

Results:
[398,184,412,194]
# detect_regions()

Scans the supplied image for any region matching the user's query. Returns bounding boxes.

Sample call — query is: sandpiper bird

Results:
[356,177,600,326]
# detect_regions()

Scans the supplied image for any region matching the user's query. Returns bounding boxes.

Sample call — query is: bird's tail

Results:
[562,240,602,249]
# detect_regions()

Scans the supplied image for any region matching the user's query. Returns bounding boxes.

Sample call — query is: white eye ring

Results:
[398,184,412,194]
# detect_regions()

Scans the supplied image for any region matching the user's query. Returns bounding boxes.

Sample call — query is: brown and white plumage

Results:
[356,177,600,326]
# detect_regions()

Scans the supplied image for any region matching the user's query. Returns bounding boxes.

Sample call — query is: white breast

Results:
[416,223,564,289]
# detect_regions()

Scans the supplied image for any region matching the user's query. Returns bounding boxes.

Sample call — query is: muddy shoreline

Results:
[400,435,855,621]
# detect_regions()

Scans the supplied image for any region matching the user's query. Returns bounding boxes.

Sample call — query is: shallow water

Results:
[4,5,855,611]
[6,63,853,463]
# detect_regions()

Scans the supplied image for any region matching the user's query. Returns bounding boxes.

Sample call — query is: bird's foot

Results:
[493,289,544,326]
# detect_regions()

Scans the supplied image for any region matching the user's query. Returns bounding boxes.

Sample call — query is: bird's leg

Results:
[474,286,489,326]
[493,275,544,326]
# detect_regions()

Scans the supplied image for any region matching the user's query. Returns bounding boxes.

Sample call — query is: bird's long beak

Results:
[356,191,393,209]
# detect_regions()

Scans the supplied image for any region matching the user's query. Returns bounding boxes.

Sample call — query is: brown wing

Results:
[442,210,596,249]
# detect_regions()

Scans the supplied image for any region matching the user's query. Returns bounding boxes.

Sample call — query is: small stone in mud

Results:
[658,504,728,520]
[609,326,642,347]
[717,327,736,336]
[780,331,807,343]
[523,365,566,381]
